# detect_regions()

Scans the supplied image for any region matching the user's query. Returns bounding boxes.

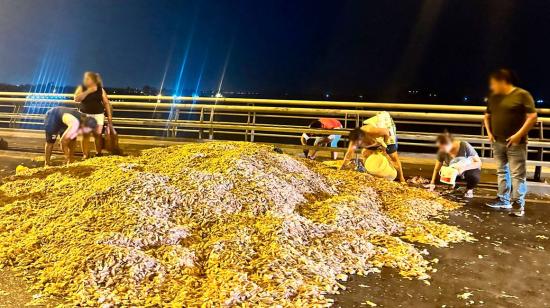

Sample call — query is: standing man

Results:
[484,69,538,217]
[301,118,343,160]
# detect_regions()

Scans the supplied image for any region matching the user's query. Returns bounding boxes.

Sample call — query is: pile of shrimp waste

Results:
[0,142,474,306]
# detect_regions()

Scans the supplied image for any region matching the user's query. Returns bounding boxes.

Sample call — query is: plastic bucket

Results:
[439,166,459,185]
[365,153,397,181]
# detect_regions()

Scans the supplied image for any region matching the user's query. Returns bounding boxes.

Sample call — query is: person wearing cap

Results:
[301,118,343,160]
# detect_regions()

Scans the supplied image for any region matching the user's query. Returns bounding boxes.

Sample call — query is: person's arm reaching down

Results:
[483,113,495,143]
[506,113,538,147]
[339,142,357,170]
[427,160,443,191]
[300,133,308,146]
[60,116,79,164]
[308,137,331,159]
[44,143,54,167]
[102,89,113,127]
[505,92,537,147]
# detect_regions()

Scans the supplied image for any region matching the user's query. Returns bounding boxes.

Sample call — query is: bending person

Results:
[301,118,343,160]
[363,112,404,182]
[339,127,386,172]
[74,72,113,158]
[340,112,405,182]
[428,133,482,198]
[44,107,98,166]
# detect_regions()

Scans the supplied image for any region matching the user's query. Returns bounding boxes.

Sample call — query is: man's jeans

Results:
[493,141,527,207]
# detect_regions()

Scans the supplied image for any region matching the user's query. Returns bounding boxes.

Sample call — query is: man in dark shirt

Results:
[484,69,538,217]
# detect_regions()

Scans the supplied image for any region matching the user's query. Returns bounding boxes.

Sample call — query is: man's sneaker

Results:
[464,189,474,199]
[486,198,512,209]
[455,186,466,193]
[509,203,525,217]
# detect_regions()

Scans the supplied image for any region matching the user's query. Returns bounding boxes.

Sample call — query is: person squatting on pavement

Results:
[427,133,482,198]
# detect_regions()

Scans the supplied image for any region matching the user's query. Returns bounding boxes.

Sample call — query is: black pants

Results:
[461,169,481,190]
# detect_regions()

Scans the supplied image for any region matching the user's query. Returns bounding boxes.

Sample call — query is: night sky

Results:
[0,0,549,99]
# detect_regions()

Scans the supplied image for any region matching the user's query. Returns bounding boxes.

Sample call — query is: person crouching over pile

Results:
[427,133,482,198]
[44,107,98,166]
[340,112,405,182]
[301,118,343,160]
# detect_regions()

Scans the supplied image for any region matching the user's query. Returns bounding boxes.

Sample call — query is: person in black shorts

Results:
[44,107,97,166]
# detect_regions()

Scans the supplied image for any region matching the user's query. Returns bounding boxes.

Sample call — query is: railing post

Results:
[209,108,215,140]
[534,121,544,182]
[9,102,21,128]
[251,112,257,142]
[164,104,173,138]
[344,113,348,129]
[198,107,205,140]
[245,103,252,141]
[171,108,180,138]
[480,121,486,158]
[9,103,14,128]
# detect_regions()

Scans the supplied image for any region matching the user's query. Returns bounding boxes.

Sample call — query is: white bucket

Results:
[365,153,397,181]
[439,166,459,185]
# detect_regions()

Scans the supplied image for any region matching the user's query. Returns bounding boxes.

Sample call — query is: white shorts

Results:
[82,113,105,127]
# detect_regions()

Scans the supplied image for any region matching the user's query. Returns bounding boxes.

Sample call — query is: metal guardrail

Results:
[0,91,549,178]
[2,91,550,114]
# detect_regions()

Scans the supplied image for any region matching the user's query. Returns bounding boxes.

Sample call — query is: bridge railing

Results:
[1,91,549,178]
